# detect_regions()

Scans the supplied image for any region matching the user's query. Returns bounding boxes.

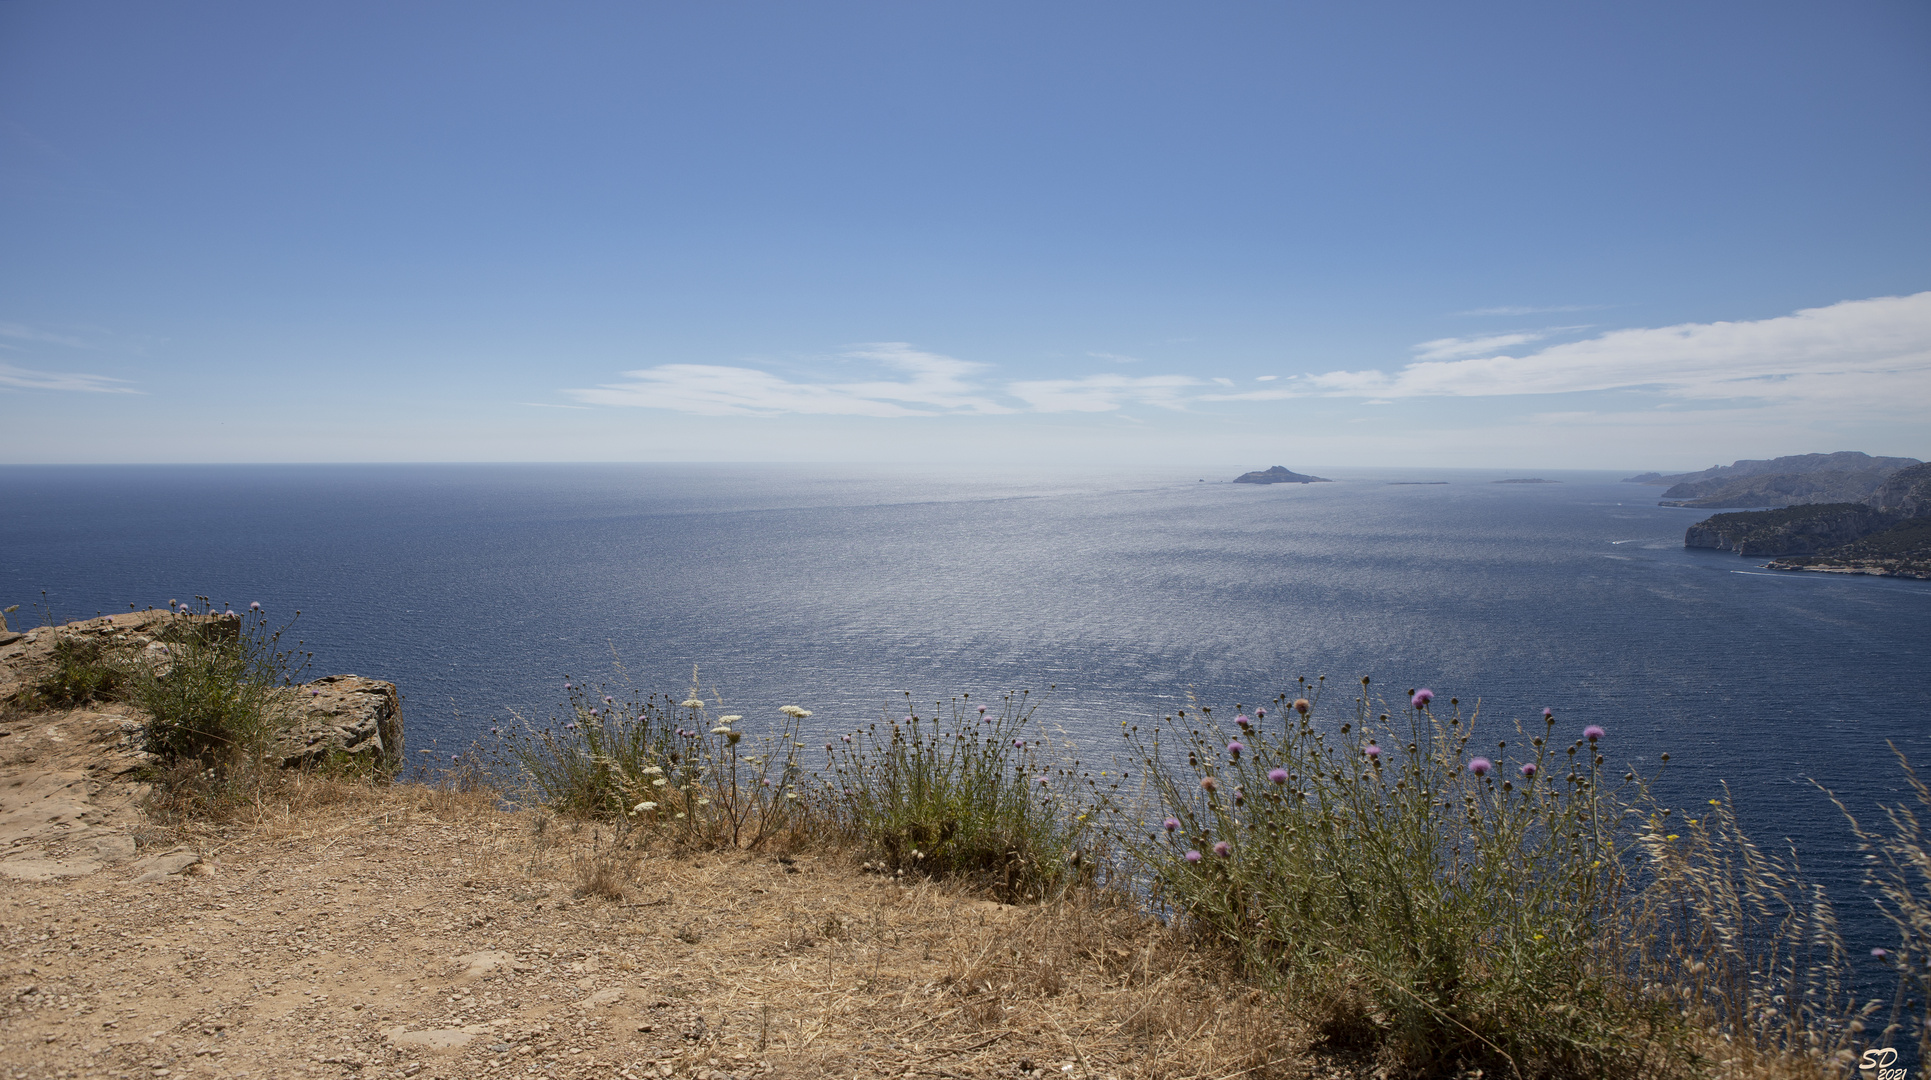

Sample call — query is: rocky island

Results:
[1232,465,1331,484]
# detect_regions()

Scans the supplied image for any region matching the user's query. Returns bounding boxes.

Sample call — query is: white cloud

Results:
[1312,292,1931,412]
[1455,304,1601,317]
[0,322,94,349]
[1255,375,1278,381]
[1005,373,1201,412]
[0,361,139,394]
[568,342,1014,417]
[1087,351,1140,364]
[1410,332,1547,361]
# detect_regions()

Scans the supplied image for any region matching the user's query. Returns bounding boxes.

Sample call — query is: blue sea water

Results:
[4,462,1927,959]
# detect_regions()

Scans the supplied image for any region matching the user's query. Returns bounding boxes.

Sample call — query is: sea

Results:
[4,462,1927,984]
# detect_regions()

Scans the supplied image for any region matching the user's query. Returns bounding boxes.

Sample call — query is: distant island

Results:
[1388,481,1449,486]
[1493,478,1558,484]
[1683,461,1931,579]
[1625,451,1921,508]
[1233,466,1331,485]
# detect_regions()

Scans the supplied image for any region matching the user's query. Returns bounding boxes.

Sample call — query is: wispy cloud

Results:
[1087,351,1140,364]
[1410,332,1548,361]
[1312,292,1931,412]
[0,322,95,349]
[0,362,140,394]
[1006,373,1201,412]
[1455,304,1602,317]
[568,343,1014,417]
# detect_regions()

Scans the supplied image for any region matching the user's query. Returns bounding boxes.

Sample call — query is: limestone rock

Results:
[272,675,404,774]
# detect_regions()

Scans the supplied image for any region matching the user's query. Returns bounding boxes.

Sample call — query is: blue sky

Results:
[2,1,1927,470]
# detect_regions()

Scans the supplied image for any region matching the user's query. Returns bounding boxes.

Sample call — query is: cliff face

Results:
[1629,451,1922,509]
[1660,468,1902,508]
[1686,461,1931,576]
[1685,504,1890,555]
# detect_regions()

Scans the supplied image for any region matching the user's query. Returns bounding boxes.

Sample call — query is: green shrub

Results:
[820,691,1087,901]
[131,598,308,765]
[497,677,808,850]
[32,634,127,707]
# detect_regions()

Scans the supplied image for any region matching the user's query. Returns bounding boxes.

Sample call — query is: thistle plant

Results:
[818,691,1086,901]
[1099,677,1659,1075]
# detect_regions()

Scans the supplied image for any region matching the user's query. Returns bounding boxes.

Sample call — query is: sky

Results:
[1,1,1927,471]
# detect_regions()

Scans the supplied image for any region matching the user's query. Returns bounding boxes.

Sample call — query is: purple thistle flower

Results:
[1873,948,1890,958]
[841,734,852,743]
[1201,777,1218,792]
[1584,725,1605,742]
[1163,817,1180,832]
[826,743,834,752]
[1014,739,1026,749]
[1256,709,1266,720]
[1213,841,1231,857]
[1227,740,1244,759]
[604,696,613,704]
[1235,714,1251,728]
[1363,744,1381,759]
[1412,688,1434,709]
[1468,757,1492,776]
[1185,850,1202,863]
[1268,768,1288,784]
[249,601,261,611]
[1036,775,1050,786]
[1542,707,1553,719]
[977,705,987,714]
[1520,762,1537,777]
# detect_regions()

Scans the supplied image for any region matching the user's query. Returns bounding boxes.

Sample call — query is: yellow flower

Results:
[1667,834,1680,841]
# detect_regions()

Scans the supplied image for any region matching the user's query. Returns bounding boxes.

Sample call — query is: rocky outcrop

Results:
[1629,451,1921,508]
[1685,504,1890,555]
[1659,468,1903,508]
[1686,461,1931,576]
[1233,466,1331,484]
[1,610,403,774]
[272,674,404,772]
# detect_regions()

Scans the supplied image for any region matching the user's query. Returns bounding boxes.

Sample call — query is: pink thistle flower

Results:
[1293,698,1310,715]
[1185,850,1202,863]
[1584,725,1604,742]
[1256,709,1266,720]
[249,601,261,610]
[1163,817,1180,832]
[1268,768,1288,784]
[977,705,987,714]
[1468,757,1492,776]
[1036,776,1050,786]
[1200,777,1218,792]
[1412,688,1434,709]
[1363,745,1381,759]
[841,734,852,743]
[1227,740,1244,759]
[1520,763,1537,777]
[1873,948,1890,958]
[1213,841,1231,857]
[1542,707,1553,719]
[1235,715,1251,729]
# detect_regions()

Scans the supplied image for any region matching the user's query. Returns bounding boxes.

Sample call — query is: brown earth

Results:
[0,710,1355,1080]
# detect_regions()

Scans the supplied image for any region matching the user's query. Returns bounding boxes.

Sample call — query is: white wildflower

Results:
[710,726,733,735]
[652,778,668,787]
[633,801,657,813]
[718,714,743,723]
[780,705,812,718]
[680,699,706,709]
[641,765,663,775]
